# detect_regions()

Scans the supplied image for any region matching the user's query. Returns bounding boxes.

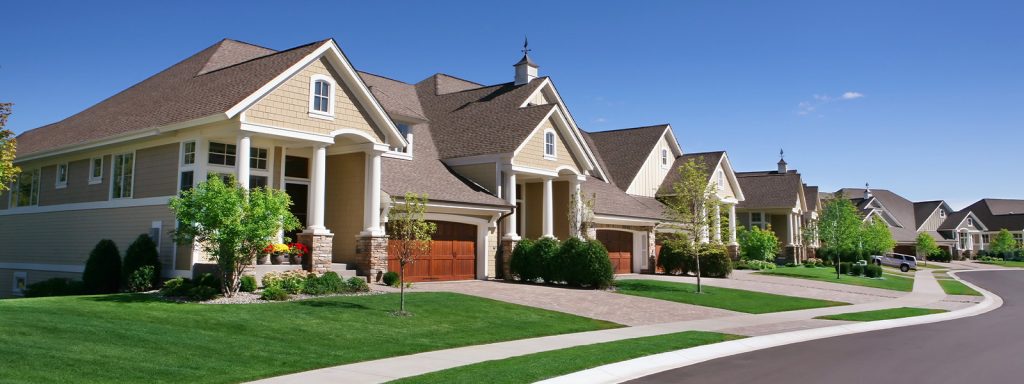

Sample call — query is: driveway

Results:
[627,270,901,304]
[403,280,739,326]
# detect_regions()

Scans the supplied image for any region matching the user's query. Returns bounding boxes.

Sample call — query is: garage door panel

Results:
[597,230,633,274]
[388,221,477,282]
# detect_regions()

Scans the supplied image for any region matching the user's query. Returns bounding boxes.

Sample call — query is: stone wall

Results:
[356,235,388,282]
[298,232,333,274]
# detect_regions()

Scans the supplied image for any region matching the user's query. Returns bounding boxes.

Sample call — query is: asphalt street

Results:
[629,270,1024,384]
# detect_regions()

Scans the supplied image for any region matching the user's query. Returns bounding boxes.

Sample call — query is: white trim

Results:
[88,156,104,184]
[150,220,163,251]
[109,151,136,200]
[307,73,336,118]
[543,129,557,159]
[1,263,84,273]
[512,107,595,172]
[443,154,512,167]
[55,162,69,189]
[509,165,559,178]
[239,122,335,144]
[0,196,172,216]
[592,214,659,226]
[660,148,669,170]
[515,78,608,181]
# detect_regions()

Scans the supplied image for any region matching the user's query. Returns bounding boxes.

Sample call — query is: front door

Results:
[284,183,308,242]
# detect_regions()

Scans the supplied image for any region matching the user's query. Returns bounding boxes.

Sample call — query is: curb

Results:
[538,269,1007,384]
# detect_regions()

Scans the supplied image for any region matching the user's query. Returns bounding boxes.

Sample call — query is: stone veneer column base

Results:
[727,244,740,261]
[297,232,333,274]
[356,236,389,282]
[500,239,519,280]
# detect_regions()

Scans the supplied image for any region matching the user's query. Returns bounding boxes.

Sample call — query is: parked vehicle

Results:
[871,253,917,272]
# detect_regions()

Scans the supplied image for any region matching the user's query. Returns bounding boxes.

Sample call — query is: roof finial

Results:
[865,182,870,190]
[779,148,784,160]
[522,36,531,56]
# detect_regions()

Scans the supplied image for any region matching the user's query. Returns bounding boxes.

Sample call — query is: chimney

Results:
[514,38,539,85]
[864,183,872,200]
[777,148,788,173]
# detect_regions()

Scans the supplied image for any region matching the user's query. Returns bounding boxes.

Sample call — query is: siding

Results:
[451,163,497,193]
[712,163,737,200]
[553,181,570,239]
[245,57,384,142]
[919,209,945,231]
[626,133,675,197]
[135,143,179,198]
[38,156,112,206]
[0,269,81,298]
[0,204,177,271]
[324,152,365,264]
[514,117,582,173]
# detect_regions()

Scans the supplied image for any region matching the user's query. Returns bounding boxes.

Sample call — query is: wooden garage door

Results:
[597,230,633,274]
[388,221,476,282]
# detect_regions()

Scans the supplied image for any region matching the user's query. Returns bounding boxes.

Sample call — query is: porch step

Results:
[330,263,359,279]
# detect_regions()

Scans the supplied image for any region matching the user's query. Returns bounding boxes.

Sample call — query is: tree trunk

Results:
[400,262,406,313]
[695,253,702,293]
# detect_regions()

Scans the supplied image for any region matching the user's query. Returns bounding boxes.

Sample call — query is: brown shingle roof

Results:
[736,171,803,210]
[839,188,931,243]
[587,125,670,191]
[581,178,667,220]
[16,39,326,157]
[913,200,944,229]
[358,71,427,121]
[949,199,1024,231]
[804,185,820,212]
[658,151,724,195]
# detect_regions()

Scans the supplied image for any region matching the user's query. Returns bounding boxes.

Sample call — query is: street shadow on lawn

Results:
[293,299,373,310]
[83,293,170,304]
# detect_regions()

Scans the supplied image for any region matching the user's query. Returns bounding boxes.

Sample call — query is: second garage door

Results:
[388,221,477,282]
[597,230,633,274]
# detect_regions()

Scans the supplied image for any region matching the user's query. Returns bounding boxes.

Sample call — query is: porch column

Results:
[713,204,722,243]
[362,149,384,236]
[236,135,251,189]
[542,177,554,238]
[786,213,795,245]
[306,144,328,233]
[728,204,737,245]
[699,206,709,243]
[569,177,582,238]
[503,170,519,239]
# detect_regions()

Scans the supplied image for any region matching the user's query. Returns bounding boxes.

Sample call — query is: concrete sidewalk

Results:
[250,270,952,384]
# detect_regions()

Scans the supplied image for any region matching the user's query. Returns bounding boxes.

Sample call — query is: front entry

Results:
[284,182,309,242]
[597,230,633,274]
[388,221,477,282]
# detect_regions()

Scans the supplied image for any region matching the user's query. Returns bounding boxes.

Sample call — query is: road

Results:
[629,270,1024,384]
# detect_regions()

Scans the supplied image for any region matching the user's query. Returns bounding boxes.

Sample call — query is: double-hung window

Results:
[13,169,40,207]
[661,149,669,168]
[112,153,134,199]
[179,141,197,192]
[543,131,556,158]
[250,147,268,170]
[89,157,103,184]
[750,212,768,230]
[309,75,334,117]
[208,142,237,166]
[56,163,69,188]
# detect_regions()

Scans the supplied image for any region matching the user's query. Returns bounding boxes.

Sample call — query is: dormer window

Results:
[661,149,669,168]
[939,209,946,218]
[717,170,725,189]
[967,217,974,227]
[308,75,334,118]
[543,130,556,158]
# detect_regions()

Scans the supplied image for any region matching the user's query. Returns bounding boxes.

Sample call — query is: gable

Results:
[513,116,583,173]
[627,132,680,197]
[520,79,606,180]
[711,161,737,200]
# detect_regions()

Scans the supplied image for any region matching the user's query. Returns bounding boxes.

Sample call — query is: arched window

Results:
[308,75,334,117]
[544,131,556,157]
[717,170,725,189]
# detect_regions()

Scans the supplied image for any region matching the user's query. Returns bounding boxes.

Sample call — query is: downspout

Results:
[494,206,517,280]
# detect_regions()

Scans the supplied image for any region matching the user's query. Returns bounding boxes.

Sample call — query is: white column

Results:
[542,177,554,238]
[699,206,709,243]
[362,150,383,236]
[236,135,251,189]
[713,204,722,243]
[570,178,582,238]
[728,204,737,245]
[786,213,795,245]
[305,144,328,234]
[503,170,519,239]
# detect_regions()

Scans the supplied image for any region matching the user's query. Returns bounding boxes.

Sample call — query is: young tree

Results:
[738,226,780,261]
[861,216,895,256]
[915,232,940,265]
[567,191,596,240]
[0,103,20,191]
[387,193,437,315]
[818,196,863,279]
[661,158,719,292]
[170,175,300,297]
[989,229,1018,258]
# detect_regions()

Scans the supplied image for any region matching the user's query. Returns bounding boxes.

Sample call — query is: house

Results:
[942,199,1024,257]
[734,155,819,263]
[0,38,708,296]
[655,151,746,255]
[834,186,957,256]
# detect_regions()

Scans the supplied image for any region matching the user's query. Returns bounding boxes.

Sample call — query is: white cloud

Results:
[841,91,865,100]
[796,91,865,116]
[594,117,608,123]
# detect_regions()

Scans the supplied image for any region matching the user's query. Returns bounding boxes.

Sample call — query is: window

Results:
[309,75,334,116]
[959,232,968,249]
[179,171,194,192]
[392,123,414,154]
[208,142,237,166]
[939,209,946,218]
[982,234,990,245]
[12,272,27,297]
[543,131,556,158]
[717,170,725,189]
[661,149,669,168]
[967,217,974,227]
[12,169,40,207]
[112,153,134,199]
[181,141,196,165]
[284,156,309,179]
[1014,233,1023,245]
[89,157,103,184]
[250,175,269,189]
[250,147,268,170]
[750,212,768,230]
[56,163,68,188]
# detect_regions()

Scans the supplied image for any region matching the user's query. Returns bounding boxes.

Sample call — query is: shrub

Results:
[83,239,122,294]
[24,278,84,298]
[563,239,614,288]
[739,259,776,270]
[803,258,823,267]
[123,234,162,289]
[737,227,781,261]
[261,285,289,301]
[195,273,222,291]
[187,285,219,301]
[509,238,538,282]
[851,263,865,277]
[695,244,732,278]
[346,277,370,293]
[803,262,816,268]
[864,264,883,278]
[263,270,306,294]
[836,262,852,275]
[239,275,257,293]
[532,237,561,283]
[160,277,192,297]
[657,239,692,275]
[382,271,400,287]
[303,272,346,295]
[126,265,156,292]
[929,249,952,263]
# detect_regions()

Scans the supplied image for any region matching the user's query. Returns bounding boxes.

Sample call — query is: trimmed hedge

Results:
[510,237,613,289]
[851,263,865,277]
[24,278,84,298]
[509,238,538,282]
[382,271,400,287]
[123,234,162,290]
[83,239,121,294]
[239,275,258,293]
[864,264,883,278]
[695,244,733,278]
[657,240,692,275]
[928,249,952,263]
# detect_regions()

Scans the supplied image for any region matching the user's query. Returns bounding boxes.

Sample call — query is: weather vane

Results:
[522,36,531,56]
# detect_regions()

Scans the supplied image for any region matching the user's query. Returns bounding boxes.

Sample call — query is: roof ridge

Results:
[196,40,324,77]
[221,38,278,53]
[588,124,669,135]
[358,70,412,85]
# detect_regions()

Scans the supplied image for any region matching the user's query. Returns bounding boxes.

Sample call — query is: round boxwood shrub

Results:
[531,237,561,283]
[382,271,400,287]
[560,238,613,288]
[851,263,865,276]
[864,264,882,278]
[239,275,257,293]
[695,244,733,278]
[261,285,289,301]
[657,239,692,275]
[346,276,369,293]
[83,239,122,294]
[123,234,162,290]
[509,238,538,282]
[836,262,853,275]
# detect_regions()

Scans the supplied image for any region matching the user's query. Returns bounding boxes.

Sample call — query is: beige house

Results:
[734,156,819,263]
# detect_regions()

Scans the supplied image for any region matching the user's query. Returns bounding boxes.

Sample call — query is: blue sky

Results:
[3,1,1022,209]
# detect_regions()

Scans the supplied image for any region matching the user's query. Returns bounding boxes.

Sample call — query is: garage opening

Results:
[597,230,633,274]
[388,220,477,282]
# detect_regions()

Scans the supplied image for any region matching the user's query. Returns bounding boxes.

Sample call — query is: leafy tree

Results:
[387,193,437,315]
[661,158,720,292]
[0,103,19,191]
[738,226,780,261]
[915,232,940,264]
[990,229,1018,258]
[170,175,300,297]
[818,196,863,279]
[861,216,895,256]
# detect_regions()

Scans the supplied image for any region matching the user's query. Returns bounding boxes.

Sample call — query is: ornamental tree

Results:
[387,193,437,315]
[738,226,780,261]
[661,158,720,292]
[861,216,895,256]
[818,196,863,279]
[989,229,1018,258]
[170,175,300,297]
[915,232,940,263]
[0,103,19,192]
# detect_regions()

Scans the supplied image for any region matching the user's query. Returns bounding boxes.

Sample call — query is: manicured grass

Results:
[936,278,982,296]
[614,279,848,314]
[981,260,1024,268]
[815,307,947,321]
[0,292,620,384]
[757,266,915,292]
[390,331,743,384]
[917,263,948,269]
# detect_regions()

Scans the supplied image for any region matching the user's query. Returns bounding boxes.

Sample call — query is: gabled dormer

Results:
[588,124,683,197]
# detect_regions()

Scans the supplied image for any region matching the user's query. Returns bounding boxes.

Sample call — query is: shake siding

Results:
[324,152,365,264]
[713,163,737,199]
[451,163,497,193]
[0,205,177,270]
[626,134,675,197]
[245,57,385,142]
[135,143,179,198]
[514,117,582,173]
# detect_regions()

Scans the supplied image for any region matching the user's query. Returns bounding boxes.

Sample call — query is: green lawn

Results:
[757,266,915,292]
[390,331,743,384]
[815,307,947,321]
[0,292,620,383]
[936,278,982,296]
[981,260,1024,268]
[614,279,848,314]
